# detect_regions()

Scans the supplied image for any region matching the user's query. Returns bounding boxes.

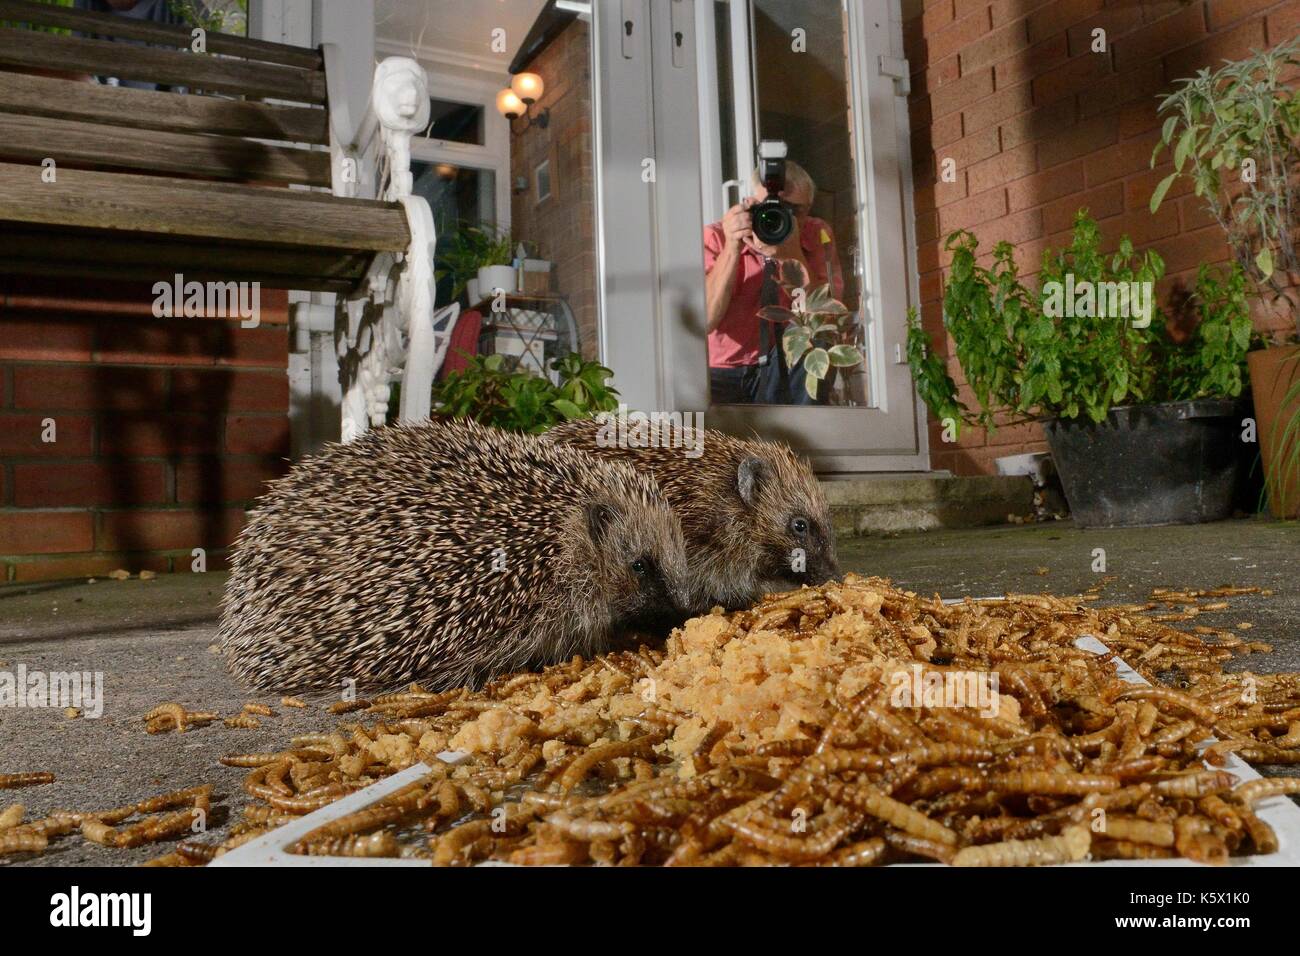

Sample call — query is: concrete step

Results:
[821,473,1034,536]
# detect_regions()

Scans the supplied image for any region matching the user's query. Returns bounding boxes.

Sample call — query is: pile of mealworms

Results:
[5,575,1300,865]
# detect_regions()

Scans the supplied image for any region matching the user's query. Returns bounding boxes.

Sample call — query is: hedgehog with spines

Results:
[219,419,691,692]
[545,418,839,612]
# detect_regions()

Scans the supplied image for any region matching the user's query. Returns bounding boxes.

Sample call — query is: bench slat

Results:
[0,0,322,70]
[1,111,332,186]
[0,226,372,287]
[0,71,327,143]
[0,27,326,103]
[0,162,410,253]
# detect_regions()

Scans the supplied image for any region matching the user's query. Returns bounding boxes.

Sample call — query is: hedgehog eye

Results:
[789,516,810,536]
[631,558,649,577]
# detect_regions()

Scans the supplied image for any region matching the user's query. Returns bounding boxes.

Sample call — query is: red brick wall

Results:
[0,277,290,582]
[509,18,598,359]
[905,0,1300,475]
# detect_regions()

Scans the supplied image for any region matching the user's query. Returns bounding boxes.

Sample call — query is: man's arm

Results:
[705,202,754,334]
[706,241,742,333]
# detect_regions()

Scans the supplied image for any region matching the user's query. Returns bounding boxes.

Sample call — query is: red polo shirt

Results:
[704,215,844,368]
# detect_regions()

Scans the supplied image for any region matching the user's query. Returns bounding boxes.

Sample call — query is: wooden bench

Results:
[0,0,451,439]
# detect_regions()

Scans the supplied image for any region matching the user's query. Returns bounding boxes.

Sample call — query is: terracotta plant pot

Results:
[1247,344,1300,518]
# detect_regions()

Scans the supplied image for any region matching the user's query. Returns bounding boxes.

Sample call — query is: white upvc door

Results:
[592,0,929,473]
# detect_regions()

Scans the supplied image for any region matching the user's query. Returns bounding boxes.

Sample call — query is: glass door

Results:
[691,0,927,471]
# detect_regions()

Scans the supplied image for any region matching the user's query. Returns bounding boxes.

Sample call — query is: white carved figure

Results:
[334,55,444,442]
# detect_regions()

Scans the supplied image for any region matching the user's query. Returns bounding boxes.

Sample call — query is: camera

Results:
[750,140,795,246]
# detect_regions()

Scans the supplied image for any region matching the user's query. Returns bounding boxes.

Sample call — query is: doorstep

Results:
[820,472,1034,536]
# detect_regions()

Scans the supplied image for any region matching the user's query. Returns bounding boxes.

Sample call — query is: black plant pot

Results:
[1041,399,1248,529]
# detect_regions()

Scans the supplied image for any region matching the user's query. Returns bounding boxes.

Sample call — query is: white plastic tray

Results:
[215,633,1300,867]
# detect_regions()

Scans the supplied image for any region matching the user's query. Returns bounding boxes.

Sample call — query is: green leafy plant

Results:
[758,259,864,399]
[434,221,516,302]
[2,0,76,36]
[906,211,1252,435]
[431,352,620,434]
[1150,34,1300,338]
[167,0,248,35]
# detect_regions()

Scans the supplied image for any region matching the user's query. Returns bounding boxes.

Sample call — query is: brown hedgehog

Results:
[545,418,839,612]
[219,419,691,692]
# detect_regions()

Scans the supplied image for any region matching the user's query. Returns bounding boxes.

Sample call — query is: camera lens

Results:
[752,200,794,246]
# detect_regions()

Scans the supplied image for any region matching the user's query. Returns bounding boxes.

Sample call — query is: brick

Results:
[967,142,1037,194]
[1178,193,1219,231]
[972,206,1046,248]
[171,369,289,412]
[0,316,94,362]
[96,508,246,552]
[953,0,990,18]
[1066,4,1146,56]
[994,33,1070,87]
[931,68,995,118]
[1007,160,1086,211]
[1037,112,1120,168]
[5,278,160,317]
[990,0,1053,27]
[936,125,1002,170]
[1154,224,1233,274]
[10,553,171,583]
[1268,1,1300,43]
[1030,50,1113,106]
[1207,0,1277,30]
[1113,4,1207,72]
[225,415,290,455]
[999,98,1078,149]
[1164,18,1266,82]
[12,365,168,411]
[1027,0,1103,43]
[12,461,167,508]
[929,9,993,63]
[939,187,1009,232]
[963,81,1033,133]
[1099,205,1180,250]
[922,0,956,33]
[1081,59,1165,121]
[1083,132,1160,186]
[0,413,94,457]
[915,210,935,247]
[91,320,286,369]
[0,511,94,555]
[932,110,965,147]
[935,169,969,206]
[1043,181,1124,233]
[959,20,1031,73]
[174,456,289,504]
[97,414,222,456]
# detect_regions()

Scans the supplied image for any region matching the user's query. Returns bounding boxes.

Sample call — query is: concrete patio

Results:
[1,517,1297,866]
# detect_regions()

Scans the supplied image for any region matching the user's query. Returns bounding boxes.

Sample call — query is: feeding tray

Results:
[213,630,1300,867]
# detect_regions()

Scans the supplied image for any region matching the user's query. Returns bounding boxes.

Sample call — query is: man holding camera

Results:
[704,151,844,405]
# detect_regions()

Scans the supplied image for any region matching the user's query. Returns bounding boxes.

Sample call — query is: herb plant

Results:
[759,260,865,399]
[431,352,620,434]
[907,211,1252,435]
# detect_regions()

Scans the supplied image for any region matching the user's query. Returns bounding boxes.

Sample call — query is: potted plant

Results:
[431,352,620,434]
[434,221,517,305]
[1150,35,1300,516]
[758,259,866,401]
[907,211,1253,528]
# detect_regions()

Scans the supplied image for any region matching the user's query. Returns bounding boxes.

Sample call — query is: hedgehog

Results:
[545,418,839,612]
[219,419,691,692]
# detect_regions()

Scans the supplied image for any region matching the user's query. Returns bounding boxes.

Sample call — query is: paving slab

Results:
[1,517,1296,866]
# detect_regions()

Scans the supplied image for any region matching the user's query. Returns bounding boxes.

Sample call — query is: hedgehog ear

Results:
[585,503,618,545]
[737,456,765,508]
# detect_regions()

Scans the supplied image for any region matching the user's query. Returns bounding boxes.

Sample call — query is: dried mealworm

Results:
[0,772,55,789]
[951,825,1091,867]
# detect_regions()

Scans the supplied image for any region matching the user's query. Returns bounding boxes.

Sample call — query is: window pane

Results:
[425,98,485,146]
